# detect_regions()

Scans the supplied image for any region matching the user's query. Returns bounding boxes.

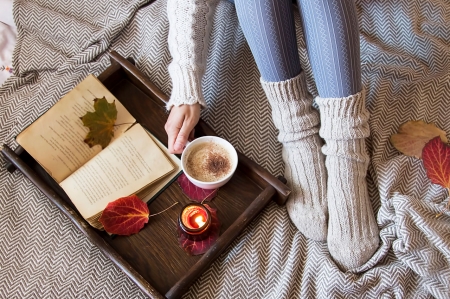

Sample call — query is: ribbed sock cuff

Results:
[260,72,320,142]
[260,72,309,103]
[316,89,370,140]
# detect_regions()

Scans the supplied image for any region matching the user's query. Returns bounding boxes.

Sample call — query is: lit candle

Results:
[178,203,211,241]
[193,214,206,228]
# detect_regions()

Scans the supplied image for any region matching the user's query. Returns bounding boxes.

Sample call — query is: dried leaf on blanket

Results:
[390,120,448,159]
[422,137,450,211]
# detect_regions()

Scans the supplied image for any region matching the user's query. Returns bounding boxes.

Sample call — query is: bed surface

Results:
[0,22,15,86]
[0,0,449,298]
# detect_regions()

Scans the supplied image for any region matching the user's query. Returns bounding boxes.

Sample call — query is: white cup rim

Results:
[181,136,238,187]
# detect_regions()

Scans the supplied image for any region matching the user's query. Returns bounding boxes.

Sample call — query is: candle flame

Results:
[194,215,206,228]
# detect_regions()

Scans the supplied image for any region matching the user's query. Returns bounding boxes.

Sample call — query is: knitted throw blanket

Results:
[0,0,449,298]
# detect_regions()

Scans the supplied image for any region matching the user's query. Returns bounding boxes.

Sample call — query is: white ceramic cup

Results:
[181,136,238,189]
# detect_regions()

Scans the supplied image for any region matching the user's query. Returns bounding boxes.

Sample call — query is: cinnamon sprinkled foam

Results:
[186,142,231,182]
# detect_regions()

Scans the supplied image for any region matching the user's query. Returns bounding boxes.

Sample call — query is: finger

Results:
[174,121,194,152]
[167,128,180,154]
[165,121,181,154]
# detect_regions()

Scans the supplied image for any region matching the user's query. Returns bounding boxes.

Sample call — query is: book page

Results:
[16,74,135,183]
[137,131,182,202]
[59,124,175,220]
[85,131,182,230]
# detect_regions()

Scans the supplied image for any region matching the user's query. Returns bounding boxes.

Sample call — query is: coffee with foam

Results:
[186,142,232,182]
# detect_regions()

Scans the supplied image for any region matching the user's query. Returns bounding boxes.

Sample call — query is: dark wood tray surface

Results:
[2,51,290,299]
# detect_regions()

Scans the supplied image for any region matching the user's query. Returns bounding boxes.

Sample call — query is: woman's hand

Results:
[165,103,201,154]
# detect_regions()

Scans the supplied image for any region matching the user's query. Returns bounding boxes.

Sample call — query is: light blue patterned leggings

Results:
[228,0,361,98]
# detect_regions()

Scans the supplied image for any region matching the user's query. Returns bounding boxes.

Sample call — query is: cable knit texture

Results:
[316,90,379,270]
[166,0,218,110]
[261,72,328,241]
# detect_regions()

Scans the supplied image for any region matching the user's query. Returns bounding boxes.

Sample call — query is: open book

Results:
[16,74,181,230]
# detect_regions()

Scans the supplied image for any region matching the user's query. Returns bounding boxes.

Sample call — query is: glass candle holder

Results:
[178,203,211,241]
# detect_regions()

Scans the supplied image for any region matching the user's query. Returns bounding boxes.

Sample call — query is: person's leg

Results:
[234,0,328,241]
[297,0,379,270]
[297,0,360,97]
[234,0,301,82]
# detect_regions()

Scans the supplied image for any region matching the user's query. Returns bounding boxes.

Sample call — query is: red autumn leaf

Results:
[177,173,218,202]
[178,204,220,256]
[422,136,450,189]
[99,194,149,235]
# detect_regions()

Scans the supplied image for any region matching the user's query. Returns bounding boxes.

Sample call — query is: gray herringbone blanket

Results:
[1,0,449,298]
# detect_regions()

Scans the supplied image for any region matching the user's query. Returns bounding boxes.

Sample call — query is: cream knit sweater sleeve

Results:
[166,0,218,110]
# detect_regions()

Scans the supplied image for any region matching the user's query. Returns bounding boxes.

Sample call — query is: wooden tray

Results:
[1,51,290,299]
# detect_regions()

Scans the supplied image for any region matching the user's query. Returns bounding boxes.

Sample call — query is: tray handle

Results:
[4,145,24,173]
[1,144,165,299]
[108,51,169,104]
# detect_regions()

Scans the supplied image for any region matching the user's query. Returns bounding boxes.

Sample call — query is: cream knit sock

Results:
[316,90,379,270]
[261,72,328,241]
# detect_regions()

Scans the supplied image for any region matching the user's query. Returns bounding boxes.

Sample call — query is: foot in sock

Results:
[261,72,328,242]
[316,90,379,270]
